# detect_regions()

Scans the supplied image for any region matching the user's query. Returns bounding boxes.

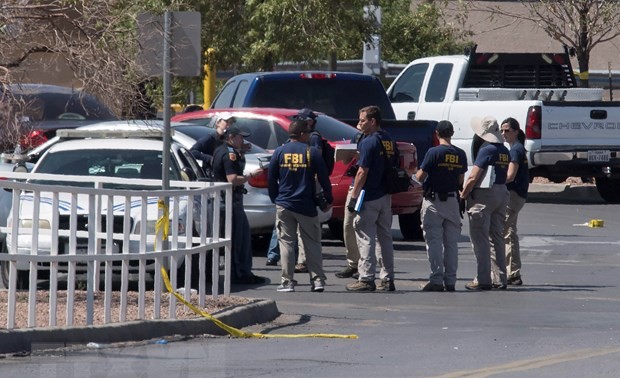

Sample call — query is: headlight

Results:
[20,219,51,229]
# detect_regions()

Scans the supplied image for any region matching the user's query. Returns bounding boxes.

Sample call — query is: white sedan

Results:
[59,120,277,236]
[2,129,208,287]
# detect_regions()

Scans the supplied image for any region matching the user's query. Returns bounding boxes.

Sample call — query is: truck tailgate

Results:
[541,102,620,147]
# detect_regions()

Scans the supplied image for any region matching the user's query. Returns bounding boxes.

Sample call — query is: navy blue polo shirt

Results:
[473,143,510,185]
[212,144,245,202]
[268,140,333,217]
[308,131,323,151]
[507,142,529,199]
[357,131,397,201]
[420,144,468,193]
[190,133,222,166]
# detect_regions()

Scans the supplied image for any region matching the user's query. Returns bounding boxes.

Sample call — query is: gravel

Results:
[0,290,254,329]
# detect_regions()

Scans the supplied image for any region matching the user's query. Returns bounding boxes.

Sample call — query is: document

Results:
[334,144,359,163]
[354,189,365,212]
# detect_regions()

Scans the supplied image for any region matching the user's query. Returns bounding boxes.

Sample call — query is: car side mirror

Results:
[181,166,197,182]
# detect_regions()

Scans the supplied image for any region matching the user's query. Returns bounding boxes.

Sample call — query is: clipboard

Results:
[334,144,359,163]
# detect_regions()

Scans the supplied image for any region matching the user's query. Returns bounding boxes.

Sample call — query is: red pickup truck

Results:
[172,108,424,240]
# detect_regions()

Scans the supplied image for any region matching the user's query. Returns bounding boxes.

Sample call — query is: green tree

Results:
[380,0,471,64]
[241,0,376,71]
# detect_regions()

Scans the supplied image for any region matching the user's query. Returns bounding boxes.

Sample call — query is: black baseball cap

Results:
[222,126,250,138]
[296,108,318,121]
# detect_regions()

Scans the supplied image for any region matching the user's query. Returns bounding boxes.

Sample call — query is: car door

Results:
[388,63,428,120]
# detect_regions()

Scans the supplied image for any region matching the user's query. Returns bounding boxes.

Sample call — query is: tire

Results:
[595,177,620,204]
[0,242,28,290]
[327,220,344,241]
[399,210,423,241]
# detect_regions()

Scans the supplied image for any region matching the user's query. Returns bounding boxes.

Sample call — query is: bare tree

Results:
[463,0,620,88]
[0,1,179,151]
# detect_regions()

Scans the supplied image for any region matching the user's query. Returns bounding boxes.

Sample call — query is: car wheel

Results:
[0,243,28,290]
[399,210,423,241]
[327,220,344,241]
[595,177,620,204]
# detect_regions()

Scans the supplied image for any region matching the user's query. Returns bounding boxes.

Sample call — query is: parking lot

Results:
[1,184,619,377]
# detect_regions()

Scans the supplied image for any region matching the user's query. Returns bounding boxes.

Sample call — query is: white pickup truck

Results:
[387,47,620,203]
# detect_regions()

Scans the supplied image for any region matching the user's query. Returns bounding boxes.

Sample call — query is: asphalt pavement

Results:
[0,183,607,355]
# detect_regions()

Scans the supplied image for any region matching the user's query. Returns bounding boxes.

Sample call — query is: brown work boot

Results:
[345,280,376,292]
[420,282,444,292]
[465,281,492,291]
[335,265,357,278]
[377,279,395,292]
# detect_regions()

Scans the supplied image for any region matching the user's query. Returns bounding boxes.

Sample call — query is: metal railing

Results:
[0,172,232,329]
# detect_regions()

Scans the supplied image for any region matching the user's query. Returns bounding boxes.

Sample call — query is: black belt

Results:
[424,192,456,201]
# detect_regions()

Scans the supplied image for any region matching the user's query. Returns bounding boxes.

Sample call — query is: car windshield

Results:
[253,80,393,120]
[288,115,359,142]
[12,92,115,122]
[32,149,180,188]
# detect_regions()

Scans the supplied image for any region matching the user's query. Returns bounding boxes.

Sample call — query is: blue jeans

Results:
[267,224,299,262]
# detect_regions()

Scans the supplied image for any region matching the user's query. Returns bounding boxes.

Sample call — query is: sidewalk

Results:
[0,298,279,355]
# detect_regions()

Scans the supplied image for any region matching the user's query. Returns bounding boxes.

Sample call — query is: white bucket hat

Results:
[471,116,503,144]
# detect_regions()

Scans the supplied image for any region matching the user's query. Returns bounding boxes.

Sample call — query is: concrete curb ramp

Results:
[0,298,279,355]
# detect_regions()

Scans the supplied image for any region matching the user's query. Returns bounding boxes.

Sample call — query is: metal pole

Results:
[162,11,171,190]
[608,62,613,101]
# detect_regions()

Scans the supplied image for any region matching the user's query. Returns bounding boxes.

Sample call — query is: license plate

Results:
[588,150,610,162]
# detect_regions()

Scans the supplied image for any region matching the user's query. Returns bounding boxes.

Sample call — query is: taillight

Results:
[525,106,541,139]
[299,73,336,79]
[248,169,268,188]
[20,129,48,149]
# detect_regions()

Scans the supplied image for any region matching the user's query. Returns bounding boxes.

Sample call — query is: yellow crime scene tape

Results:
[155,200,170,249]
[160,267,358,339]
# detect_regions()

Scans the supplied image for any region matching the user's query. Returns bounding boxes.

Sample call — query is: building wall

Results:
[436,0,620,73]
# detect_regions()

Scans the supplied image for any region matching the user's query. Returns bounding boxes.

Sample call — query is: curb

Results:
[0,298,279,355]
[527,184,604,204]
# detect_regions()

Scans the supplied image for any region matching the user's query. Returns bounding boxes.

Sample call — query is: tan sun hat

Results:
[471,116,503,144]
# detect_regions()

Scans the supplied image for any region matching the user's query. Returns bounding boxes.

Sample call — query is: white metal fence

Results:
[0,172,232,329]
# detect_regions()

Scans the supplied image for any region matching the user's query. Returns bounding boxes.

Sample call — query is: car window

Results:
[425,63,452,103]
[211,80,237,108]
[286,115,358,142]
[251,79,393,120]
[232,80,250,107]
[34,149,181,185]
[17,92,115,121]
[234,118,285,150]
[389,63,429,103]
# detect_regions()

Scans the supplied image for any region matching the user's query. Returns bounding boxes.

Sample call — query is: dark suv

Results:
[210,71,396,121]
[1,83,116,152]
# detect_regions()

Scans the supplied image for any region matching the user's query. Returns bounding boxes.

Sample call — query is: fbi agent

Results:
[268,120,332,292]
[460,116,510,291]
[501,117,529,286]
[415,120,468,292]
